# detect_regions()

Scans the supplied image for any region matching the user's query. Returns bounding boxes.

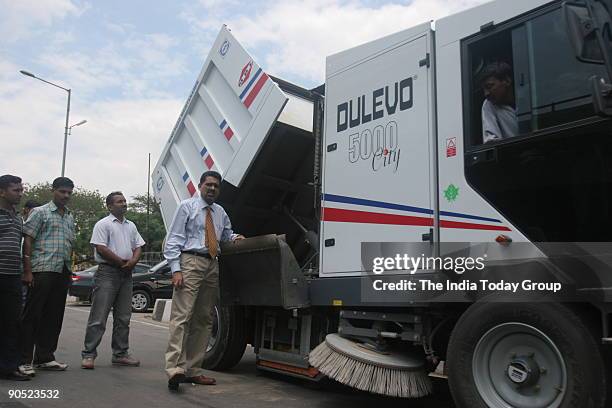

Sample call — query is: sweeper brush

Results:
[309,334,433,398]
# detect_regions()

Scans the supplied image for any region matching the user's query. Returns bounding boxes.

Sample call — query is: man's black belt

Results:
[182,250,215,259]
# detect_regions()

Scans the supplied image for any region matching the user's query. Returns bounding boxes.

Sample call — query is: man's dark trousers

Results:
[0,274,22,374]
[82,264,132,359]
[21,269,71,364]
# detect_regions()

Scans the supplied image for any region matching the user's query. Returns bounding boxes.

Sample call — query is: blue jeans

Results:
[82,264,132,359]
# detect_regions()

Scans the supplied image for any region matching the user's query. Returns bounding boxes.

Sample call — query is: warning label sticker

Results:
[446,137,456,158]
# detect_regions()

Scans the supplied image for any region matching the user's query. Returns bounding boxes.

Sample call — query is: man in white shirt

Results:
[480,62,519,143]
[81,192,145,369]
[163,171,244,391]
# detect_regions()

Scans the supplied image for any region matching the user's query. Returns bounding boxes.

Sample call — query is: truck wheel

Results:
[202,305,247,371]
[447,302,606,408]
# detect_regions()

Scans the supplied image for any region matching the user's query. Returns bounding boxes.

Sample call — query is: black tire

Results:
[131,289,151,313]
[202,304,247,371]
[447,302,606,408]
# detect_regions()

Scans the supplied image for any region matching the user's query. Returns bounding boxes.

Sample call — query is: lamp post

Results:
[65,120,88,174]
[69,120,87,135]
[19,70,72,177]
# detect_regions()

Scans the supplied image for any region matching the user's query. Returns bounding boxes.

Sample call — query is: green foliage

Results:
[125,194,166,252]
[21,183,165,262]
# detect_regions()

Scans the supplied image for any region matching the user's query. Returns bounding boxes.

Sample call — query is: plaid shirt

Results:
[23,201,75,273]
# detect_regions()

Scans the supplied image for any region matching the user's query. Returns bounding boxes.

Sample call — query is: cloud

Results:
[2,0,493,200]
[32,28,189,99]
[2,6,191,197]
[0,74,183,197]
[183,0,490,85]
[0,0,83,43]
[0,58,183,198]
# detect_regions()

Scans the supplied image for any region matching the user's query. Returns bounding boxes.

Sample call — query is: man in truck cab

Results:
[163,170,244,391]
[480,61,519,143]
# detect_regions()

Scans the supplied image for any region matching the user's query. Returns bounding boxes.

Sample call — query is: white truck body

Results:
[153,2,548,278]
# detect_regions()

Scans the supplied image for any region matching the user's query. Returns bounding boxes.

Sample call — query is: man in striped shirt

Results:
[0,174,29,381]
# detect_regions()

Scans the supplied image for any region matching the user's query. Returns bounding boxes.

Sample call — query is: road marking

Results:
[65,306,169,330]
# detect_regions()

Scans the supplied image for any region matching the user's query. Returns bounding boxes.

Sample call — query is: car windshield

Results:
[149,260,168,273]
[78,265,97,274]
[133,264,151,274]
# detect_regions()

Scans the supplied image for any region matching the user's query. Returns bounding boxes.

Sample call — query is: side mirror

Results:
[591,75,612,115]
[563,1,605,63]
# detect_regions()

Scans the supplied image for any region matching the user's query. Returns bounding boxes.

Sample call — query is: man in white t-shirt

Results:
[480,62,518,144]
[81,192,145,369]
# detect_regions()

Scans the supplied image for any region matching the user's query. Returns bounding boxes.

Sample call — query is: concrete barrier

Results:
[152,299,172,322]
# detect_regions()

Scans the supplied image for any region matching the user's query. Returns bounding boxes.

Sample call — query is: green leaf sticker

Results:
[444,184,459,202]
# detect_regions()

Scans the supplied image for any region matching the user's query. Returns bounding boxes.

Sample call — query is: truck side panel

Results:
[321,25,436,276]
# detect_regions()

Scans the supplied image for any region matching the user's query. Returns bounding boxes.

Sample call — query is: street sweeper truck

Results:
[153,0,612,406]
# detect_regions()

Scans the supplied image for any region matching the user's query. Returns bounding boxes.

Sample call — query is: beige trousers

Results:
[165,253,218,378]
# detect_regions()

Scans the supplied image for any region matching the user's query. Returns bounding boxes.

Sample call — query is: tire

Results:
[131,289,151,313]
[447,302,606,408]
[202,304,247,371]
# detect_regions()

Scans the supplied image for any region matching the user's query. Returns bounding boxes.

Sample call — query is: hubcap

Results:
[206,306,220,353]
[132,293,148,310]
[472,322,567,408]
[507,356,540,386]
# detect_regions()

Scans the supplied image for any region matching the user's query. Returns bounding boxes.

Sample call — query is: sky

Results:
[0,0,488,199]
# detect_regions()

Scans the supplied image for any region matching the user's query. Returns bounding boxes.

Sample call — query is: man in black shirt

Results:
[0,174,29,381]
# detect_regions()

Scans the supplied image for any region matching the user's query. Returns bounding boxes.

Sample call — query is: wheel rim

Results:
[472,322,567,408]
[132,293,148,311]
[206,306,220,353]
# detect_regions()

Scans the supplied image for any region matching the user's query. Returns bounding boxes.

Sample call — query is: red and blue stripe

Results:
[219,119,234,141]
[239,67,269,109]
[182,172,196,196]
[322,194,511,232]
[200,146,214,170]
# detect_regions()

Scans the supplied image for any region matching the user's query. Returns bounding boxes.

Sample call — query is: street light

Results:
[69,120,87,131]
[66,120,88,173]
[20,70,72,177]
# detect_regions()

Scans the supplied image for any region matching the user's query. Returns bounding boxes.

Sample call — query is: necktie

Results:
[204,207,218,258]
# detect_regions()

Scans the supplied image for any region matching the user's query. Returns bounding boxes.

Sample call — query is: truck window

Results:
[464,4,608,148]
[462,3,612,242]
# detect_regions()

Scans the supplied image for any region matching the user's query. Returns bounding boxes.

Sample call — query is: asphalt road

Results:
[0,304,456,408]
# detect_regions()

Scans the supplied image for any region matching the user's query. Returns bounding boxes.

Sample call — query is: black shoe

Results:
[168,373,186,391]
[2,370,32,381]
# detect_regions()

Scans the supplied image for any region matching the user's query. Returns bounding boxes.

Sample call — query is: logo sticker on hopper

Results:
[239,60,253,87]
[219,40,230,57]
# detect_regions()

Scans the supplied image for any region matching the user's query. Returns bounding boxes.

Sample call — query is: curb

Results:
[152,299,172,322]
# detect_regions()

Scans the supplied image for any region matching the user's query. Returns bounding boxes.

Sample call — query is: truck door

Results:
[152,26,288,228]
[320,23,436,277]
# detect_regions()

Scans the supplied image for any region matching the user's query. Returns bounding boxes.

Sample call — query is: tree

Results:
[21,183,107,262]
[21,184,166,264]
[125,194,165,253]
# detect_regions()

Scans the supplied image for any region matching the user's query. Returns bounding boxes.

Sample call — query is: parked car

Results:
[70,261,173,312]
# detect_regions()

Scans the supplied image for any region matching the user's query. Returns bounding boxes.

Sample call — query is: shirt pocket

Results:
[186,212,204,240]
